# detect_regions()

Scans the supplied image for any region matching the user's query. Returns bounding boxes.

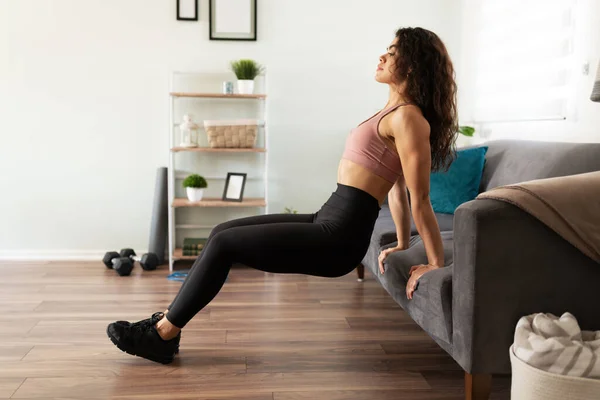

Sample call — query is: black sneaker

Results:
[109,319,180,355]
[106,312,180,364]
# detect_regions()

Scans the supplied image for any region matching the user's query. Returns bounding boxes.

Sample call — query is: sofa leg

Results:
[356,264,364,282]
[465,372,492,400]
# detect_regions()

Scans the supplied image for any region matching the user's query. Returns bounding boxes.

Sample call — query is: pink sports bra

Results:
[341,103,410,183]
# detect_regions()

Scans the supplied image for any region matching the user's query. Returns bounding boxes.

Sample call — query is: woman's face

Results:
[375,39,399,84]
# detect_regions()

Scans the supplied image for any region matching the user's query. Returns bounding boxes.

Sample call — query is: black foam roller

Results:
[148,167,168,265]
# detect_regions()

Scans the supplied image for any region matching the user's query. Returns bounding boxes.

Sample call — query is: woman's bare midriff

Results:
[337,158,396,206]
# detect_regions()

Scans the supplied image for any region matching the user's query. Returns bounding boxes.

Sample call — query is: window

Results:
[470,0,577,122]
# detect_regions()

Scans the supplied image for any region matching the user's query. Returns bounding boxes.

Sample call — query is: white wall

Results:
[459,0,600,144]
[0,0,464,259]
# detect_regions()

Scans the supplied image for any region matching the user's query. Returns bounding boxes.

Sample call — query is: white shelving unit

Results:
[167,72,269,271]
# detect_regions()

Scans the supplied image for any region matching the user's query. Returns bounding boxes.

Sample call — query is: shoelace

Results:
[129,312,164,339]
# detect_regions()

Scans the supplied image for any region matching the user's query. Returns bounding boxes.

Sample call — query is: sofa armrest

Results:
[452,199,600,374]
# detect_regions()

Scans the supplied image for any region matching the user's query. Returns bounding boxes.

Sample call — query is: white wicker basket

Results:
[510,345,600,400]
[203,119,258,149]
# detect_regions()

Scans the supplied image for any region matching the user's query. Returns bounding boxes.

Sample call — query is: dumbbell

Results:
[102,251,134,276]
[119,248,159,271]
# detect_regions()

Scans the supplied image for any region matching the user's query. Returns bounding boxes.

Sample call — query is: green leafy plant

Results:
[230,59,264,80]
[182,174,207,189]
[458,126,475,137]
[284,206,298,214]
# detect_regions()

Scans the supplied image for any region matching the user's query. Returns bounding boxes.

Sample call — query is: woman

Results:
[107,26,458,365]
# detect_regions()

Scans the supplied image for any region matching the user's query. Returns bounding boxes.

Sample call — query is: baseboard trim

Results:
[0,249,149,261]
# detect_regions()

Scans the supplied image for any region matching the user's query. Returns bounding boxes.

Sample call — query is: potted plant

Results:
[459,126,475,137]
[457,125,477,147]
[182,174,207,202]
[230,59,264,95]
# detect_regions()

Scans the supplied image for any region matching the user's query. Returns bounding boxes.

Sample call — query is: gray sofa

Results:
[358,139,600,399]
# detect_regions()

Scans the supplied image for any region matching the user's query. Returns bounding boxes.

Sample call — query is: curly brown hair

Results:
[392,27,459,172]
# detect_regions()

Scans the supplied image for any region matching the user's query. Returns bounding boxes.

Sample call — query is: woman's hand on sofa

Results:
[378,245,408,274]
[406,264,441,299]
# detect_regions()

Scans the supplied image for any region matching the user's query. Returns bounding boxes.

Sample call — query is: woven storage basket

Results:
[510,345,600,400]
[203,119,258,149]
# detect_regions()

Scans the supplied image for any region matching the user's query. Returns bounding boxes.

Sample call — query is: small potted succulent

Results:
[183,174,207,202]
[230,59,264,94]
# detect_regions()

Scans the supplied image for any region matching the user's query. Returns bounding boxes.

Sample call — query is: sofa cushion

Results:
[430,146,488,214]
[362,231,455,344]
[371,205,454,247]
[480,140,600,192]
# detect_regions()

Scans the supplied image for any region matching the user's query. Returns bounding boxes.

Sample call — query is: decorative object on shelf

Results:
[204,119,258,148]
[284,206,298,214]
[230,59,264,94]
[222,172,247,202]
[179,114,199,147]
[177,0,198,21]
[222,81,234,95]
[459,126,475,137]
[592,61,600,102]
[182,174,207,202]
[182,237,208,256]
[209,0,257,41]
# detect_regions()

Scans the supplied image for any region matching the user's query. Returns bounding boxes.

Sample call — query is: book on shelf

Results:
[182,237,208,256]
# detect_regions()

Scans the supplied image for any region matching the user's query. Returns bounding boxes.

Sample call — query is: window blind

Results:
[471,0,577,122]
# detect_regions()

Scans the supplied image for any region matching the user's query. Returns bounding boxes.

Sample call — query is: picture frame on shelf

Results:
[209,0,257,41]
[177,0,198,21]
[222,172,247,202]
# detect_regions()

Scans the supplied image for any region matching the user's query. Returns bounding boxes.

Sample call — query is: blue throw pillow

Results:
[429,146,488,214]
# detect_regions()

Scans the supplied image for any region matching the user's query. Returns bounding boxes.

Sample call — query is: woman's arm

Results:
[388,175,411,249]
[391,107,445,298]
[378,176,412,274]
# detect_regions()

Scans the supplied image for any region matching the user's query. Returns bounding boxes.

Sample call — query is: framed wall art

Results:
[177,0,198,21]
[209,0,257,41]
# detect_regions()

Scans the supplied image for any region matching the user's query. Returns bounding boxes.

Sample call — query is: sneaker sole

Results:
[106,326,175,365]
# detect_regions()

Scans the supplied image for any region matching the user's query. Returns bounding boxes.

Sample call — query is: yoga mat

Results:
[149,167,168,265]
[167,271,189,282]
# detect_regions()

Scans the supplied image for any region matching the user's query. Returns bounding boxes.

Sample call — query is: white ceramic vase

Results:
[186,188,204,202]
[237,80,255,94]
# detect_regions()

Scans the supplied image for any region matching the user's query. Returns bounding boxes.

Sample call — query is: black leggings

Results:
[166,183,381,328]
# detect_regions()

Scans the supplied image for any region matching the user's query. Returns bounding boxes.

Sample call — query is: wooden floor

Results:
[0,261,510,400]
